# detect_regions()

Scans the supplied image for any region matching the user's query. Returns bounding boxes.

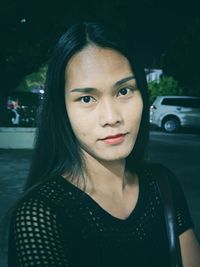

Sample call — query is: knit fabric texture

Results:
[8,167,193,267]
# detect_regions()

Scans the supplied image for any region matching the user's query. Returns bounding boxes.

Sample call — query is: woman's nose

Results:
[99,99,122,127]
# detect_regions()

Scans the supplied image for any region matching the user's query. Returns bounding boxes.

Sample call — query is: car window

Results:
[161,98,200,108]
[188,99,200,108]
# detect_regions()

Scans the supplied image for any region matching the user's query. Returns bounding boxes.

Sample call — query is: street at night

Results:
[0,130,200,266]
[1,1,200,265]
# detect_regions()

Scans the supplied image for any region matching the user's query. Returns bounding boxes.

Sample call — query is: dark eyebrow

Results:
[69,75,136,93]
[114,75,136,86]
[70,87,98,93]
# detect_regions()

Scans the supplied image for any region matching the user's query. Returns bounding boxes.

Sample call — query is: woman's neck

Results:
[83,153,127,197]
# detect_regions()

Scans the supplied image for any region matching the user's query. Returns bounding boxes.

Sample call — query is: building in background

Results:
[145,69,163,83]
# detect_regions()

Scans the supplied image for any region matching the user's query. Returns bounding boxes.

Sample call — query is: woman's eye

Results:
[80,96,94,104]
[118,88,131,96]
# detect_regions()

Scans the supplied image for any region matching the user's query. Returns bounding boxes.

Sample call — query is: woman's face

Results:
[65,45,143,163]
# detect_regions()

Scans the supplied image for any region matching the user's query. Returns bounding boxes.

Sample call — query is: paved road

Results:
[148,131,200,240]
[0,131,200,266]
[0,149,32,267]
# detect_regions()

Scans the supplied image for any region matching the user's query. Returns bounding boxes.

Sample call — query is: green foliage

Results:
[15,65,47,92]
[148,76,183,104]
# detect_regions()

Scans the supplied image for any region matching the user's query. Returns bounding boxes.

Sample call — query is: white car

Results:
[150,96,200,133]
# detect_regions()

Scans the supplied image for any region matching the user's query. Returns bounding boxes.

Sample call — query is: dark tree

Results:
[164,18,200,96]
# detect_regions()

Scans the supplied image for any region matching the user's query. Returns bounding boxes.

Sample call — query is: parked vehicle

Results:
[4,106,37,127]
[4,92,41,127]
[150,96,200,133]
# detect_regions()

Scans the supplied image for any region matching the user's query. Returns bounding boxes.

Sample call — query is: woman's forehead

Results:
[66,45,131,70]
[65,45,134,89]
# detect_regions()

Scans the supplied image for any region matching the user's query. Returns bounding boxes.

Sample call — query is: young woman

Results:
[8,22,200,267]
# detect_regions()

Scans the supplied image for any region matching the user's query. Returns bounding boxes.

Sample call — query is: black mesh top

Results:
[8,167,193,267]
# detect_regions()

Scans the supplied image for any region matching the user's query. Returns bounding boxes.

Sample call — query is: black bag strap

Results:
[152,165,183,267]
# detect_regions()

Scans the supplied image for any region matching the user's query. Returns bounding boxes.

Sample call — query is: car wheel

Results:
[162,117,180,133]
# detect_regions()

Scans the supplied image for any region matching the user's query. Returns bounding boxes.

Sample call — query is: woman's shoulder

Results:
[140,162,185,198]
[12,175,76,218]
[142,162,177,182]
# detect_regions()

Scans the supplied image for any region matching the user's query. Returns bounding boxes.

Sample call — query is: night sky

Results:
[2,0,200,55]
[1,0,200,94]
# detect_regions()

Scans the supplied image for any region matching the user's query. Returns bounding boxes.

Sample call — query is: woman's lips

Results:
[100,134,126,145]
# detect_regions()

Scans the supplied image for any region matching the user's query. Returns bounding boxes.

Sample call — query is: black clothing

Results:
[8,167,193,267]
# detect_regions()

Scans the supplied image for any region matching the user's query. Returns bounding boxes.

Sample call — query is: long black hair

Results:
[25,22,149,190]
